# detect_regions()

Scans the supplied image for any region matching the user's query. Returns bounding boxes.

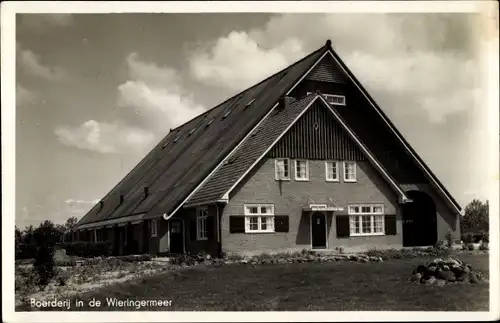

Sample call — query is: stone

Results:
[435,279,446,287]
[456,271,469,282]
[437,270,456,282]
[369,256,378,262]
[410,273,422,282]
[413,265,427,275]
[423,276,437,285]
[358,257,369,263]
[428,258,444,267]
[377,257,384,263]
[469,274,480,284]
[442,265,450,271]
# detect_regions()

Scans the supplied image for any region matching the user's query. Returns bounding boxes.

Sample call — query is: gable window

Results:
[244,204,275,233]
[324,94,346,106]
[275,158,290,180]
[295,160,309,181]
[306,92,346,106]
[325,161,339,181]
[151,219,158,237]
[348,204,385,236]
[343,161,357,182]
[196,207,208,240]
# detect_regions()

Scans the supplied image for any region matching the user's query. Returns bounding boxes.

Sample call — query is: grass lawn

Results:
[19,253,489,312]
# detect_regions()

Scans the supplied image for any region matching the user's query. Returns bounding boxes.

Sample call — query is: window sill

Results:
[326,179,340,182]
[275,178,290,181]
[295,178,310,181]
[196,237,208,241]
[349,232,385,237]
[344,179,357,183]
[245,230,276,234]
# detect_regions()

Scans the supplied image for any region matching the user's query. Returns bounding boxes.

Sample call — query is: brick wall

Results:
[221,158,403,256]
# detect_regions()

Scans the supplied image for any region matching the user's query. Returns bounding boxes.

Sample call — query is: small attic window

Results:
[188,127,197,137]
[228,155,239,164]
[206,119,214,127]
[222,110,231,119]
[251,129,260,137]
[173,136,181,143]
[245,98,255,108]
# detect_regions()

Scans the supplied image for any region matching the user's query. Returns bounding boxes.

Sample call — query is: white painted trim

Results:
[275,158,291,181]
[325,160,340,182]
[310,211,328,249]
[294,159,309,181]
[244,204,275,233]
[168,50,329,217]
[343,161,357,183]
[316,95,409,201]
[324,50,461,214]
[225,98,318,198]
[225,95,409,203]
[168,217,186,254]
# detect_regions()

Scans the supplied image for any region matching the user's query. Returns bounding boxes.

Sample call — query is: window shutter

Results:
[336,215,350,238]
[275,215,289,232]
[385,214,397,235]
[190,219,197,240]
[207,216,214,240]
[229,216,245,233]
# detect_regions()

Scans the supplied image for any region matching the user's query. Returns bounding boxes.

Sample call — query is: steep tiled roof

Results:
[75,43,329,228]
[186,94,318,206]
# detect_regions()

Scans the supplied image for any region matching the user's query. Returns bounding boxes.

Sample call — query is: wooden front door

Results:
[169,219,184,254]
[311,212,327,249]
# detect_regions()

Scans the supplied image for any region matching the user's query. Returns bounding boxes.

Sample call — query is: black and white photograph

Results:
[2,1,499,322]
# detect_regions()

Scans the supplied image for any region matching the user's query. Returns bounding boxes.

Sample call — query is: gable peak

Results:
[325,39,332,48]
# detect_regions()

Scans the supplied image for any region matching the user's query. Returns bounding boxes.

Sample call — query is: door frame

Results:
[309,211,328,250]
[168,217,186,254]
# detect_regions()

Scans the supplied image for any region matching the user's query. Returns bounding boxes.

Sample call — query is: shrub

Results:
[445,232,454,248]
[467,243,475,251]
[170,254,196,266]
[461,232,475,244]
[59,241,112,258]
[33,245,56,287]
[479,241,489,251]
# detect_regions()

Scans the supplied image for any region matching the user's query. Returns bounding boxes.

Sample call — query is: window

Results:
[348,204,385,236]
[151,219,158,237]
[294,160,309,181]
[222,110,231,119]
[306,92,346,106]
[325,161,339,181]
[275,158,290,180]
[196,207,208,240]
[244,204,275,233]
[343,161,357,182]
[324,94,346,106]
[245,98,255,108]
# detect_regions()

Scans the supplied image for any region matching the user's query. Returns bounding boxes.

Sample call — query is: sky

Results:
[14,11,493,228]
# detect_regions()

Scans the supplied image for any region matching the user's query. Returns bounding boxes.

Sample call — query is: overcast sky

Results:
[15,12,492,228]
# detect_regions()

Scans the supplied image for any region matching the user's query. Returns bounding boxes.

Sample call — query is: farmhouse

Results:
[74,39,463,257]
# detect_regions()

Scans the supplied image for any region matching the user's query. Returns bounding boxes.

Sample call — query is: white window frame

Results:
[348,204,385,236]
[151,219,158,237]
[196,207,208,241]
[343,161,357,182]
[325,160,339,182]
[275,158,290,181]
[294,159,309,181]
[324,94,346,106]
[244,204,275,233]
[307,92,346,106]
